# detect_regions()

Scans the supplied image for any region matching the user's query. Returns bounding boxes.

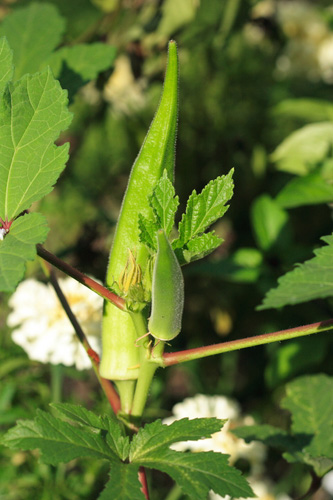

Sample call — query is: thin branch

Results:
[138,467,150,500]
[45,266,121,414]
[37,244,125,310]
[163,318,333,366]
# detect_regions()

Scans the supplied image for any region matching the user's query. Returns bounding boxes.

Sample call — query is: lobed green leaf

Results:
[149,169,179,236]
[2,409,120,465]
[282,374,333,461]
[258,234,333,309]
[174,169,234,248]
[0,37,13,93]
[276,169,333,208]
[0,213,48,292]
[0,67,72,221]
[137,449,254,500]
[98,463,145,500]
[0,3,66,80]
[130,418,226,462]
[175,231,222,265]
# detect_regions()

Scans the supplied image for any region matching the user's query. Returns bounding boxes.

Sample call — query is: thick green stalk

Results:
[100,41,179,383]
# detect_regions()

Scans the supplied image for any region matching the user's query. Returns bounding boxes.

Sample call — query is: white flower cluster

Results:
[163,394,291,500]
[7,278,103,370]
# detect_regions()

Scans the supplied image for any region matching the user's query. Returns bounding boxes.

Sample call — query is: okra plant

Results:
[1,12,333,500]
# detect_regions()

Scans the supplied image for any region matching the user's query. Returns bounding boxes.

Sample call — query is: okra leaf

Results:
[51,403,130,461]
[134,449,253,500]
[129,418,253,499]
[130,418,226,461]
[0,67,72,221]
[98,462,145,500]
[0,3,65,80]
[0,213,49,292]
[258,234,333,309]
[46,43,117,81]
[3,406,128,465]
[175,231,222,265]
[138,214,159,251]
[174,169,234,249]
[149,169,179,236]
[281,374,333,462]
[0,37,13,92]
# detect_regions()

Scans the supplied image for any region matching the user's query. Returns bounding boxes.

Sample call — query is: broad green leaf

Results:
[276,170,333,208]
[138,213,159,251]
[0,213,48,292]
[0,68,72,221]
[282,375,333,461]
[251,195,290,251]
[0,37,13,93]
[174,169,234,248]
[51,403,130,460]
[176,232,222,265]
[46,43,117,81]
[130,418,253,499]
[258,234,333,309]
[3,408,121,465]
[137,449,254,500]
[271,122,333,175]
[98,463,145,500]
[149,170,179,236]
[0,3,66,80]
[130,418,226,461]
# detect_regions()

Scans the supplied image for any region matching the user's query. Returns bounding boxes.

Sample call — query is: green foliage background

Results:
[1,0,333,499]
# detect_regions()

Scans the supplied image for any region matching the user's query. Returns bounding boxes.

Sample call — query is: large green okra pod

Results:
[100,41,178,381]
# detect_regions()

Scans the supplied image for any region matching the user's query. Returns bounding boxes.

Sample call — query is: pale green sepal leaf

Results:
[138,213,159,251]
[130,418,226,462]
[258,234,333,310]
[0,3,65,80]
[2,409,120,465]
[251,195,289,251]
[138,449,254,500]
[0,68,72,220]
[271,122,333,175]
[276,170,333,208]
[51,403,130,460]
[175,232,222,265]
[46,43,117,81]
[174,169,234,248]
[98,463,145,500]
[0,37,13,93]
[149,169,179,236]
[282,375,333,461]
[0,213,48,292]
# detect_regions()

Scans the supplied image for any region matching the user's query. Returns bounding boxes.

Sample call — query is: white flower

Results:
[322,470,333,495]
[163,394,266,476]
[8,278,103,370]
[0,228,6,240]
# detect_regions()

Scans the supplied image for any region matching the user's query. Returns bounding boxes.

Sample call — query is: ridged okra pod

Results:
[100,41,179,381]
[148,230,184,341]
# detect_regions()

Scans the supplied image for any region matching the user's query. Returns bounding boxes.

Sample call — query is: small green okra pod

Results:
[148,229,184,341]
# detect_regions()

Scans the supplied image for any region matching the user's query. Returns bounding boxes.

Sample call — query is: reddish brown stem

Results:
[138,467,150,500]
[37,244,125,310]
[47,268,121,414]
[163,318,333,366]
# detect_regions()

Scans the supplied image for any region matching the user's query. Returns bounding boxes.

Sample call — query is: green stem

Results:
[116,380,136,414]
[163,319,333,366]
[165,483,183,500]
[131,340,165,419]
